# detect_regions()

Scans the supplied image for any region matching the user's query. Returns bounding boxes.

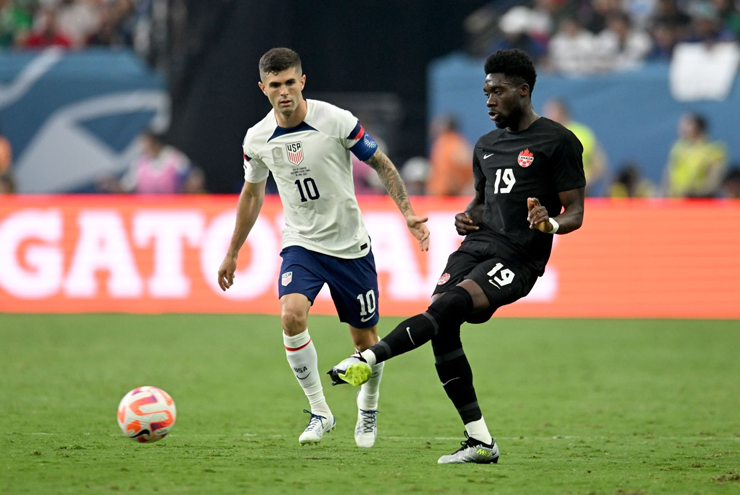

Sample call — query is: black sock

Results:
[368,313,437,363]
[369,287,475,364]
[432,329,481,424]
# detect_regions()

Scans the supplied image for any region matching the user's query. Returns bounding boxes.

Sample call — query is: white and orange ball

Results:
[117,386,176,443]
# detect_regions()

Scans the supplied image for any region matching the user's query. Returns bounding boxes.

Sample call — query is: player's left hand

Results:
[527,197,553,233]
[406,215,430,251]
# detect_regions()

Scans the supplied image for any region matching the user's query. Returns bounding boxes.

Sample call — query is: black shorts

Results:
[432,239,538,324]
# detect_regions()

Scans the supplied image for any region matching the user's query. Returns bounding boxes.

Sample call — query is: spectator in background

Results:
[647,19,681,60]
[182,166,208,194]
[0,122,11,175]
[0,0,33,47]
[543,98,607,195]
[623,0,657,29]
[609,162,655,198]
[87,0,135,47]
[56,0,101,48]
[548,17,598,74]
[686,1,735,43]
[426,115,473,196]
[720,166,740,198]
[100,130,195,194]
[123,130,192,194]
[493,0,563,64]
[650,0,691,38]
[713,0,740,39]
[24,7,71,48]
[578,0,623,34]
[663,113,728,197]
[401,156,430,196]
[494,5,549,63]
[0,120,13,193]
[0,171,14,194]
[595,10,653,70]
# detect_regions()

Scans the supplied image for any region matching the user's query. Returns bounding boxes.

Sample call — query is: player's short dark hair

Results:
[259,48,302,77]
[484,49,537,95]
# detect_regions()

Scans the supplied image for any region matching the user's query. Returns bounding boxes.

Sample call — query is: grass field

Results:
[1,315,739,494]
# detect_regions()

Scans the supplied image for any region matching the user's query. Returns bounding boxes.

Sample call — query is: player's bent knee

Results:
[281,310,308,335]
[426,286,474,329]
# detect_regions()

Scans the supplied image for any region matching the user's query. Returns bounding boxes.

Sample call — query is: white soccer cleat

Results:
[437,432,500,464]
[354,408,378,448]
[298,409,335,445]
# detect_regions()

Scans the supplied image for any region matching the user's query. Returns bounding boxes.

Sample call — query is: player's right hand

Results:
[406,215,430,251]
[217,256,237,291]
[454,212,480,236]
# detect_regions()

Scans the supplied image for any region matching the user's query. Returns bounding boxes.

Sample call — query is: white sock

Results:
[283,329,331,418]
[360,349,377,366]
[465,417,493,445]
[358,362,384,410]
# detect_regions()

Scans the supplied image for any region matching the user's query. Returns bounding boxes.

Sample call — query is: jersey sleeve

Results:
[242,132,269,183]
[331,106,379,161]
[344,120,379,162]
[472,149,486,195]
[551,130,587,192]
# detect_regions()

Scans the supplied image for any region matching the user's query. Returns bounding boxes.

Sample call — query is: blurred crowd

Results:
[385,107,739,200]
[466,0,740,74]
[0,0,199,195]
[0,0,143,49]
[1,0,739,199]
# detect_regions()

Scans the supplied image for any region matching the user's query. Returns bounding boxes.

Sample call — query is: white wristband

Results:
[547,218,559,234]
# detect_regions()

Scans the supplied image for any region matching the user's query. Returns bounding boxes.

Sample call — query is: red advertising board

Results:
[0,195,738,318]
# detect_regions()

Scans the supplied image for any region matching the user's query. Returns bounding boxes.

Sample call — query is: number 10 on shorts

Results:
[357,290,376,320]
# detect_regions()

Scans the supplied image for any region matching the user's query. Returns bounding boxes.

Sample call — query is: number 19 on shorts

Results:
[487,262,515,288]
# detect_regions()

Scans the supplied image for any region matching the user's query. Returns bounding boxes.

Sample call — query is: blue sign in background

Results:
[0,48,165,193]
[429,54,740,195]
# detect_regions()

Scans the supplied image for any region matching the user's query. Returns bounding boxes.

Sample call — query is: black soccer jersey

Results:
[465,117,586,275]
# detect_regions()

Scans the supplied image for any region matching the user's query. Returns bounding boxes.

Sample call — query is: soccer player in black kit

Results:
[330,49,586,464]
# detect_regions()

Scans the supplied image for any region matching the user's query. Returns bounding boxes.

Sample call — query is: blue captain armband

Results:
[348,122,378,161]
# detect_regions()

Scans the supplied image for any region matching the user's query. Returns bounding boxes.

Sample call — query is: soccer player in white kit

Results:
[217,48,430,447]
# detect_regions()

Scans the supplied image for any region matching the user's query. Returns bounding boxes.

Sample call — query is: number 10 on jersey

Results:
[295,178,320,202]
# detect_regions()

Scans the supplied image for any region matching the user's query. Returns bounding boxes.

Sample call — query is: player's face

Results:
[484,73,526,129]
[259,67,306,116]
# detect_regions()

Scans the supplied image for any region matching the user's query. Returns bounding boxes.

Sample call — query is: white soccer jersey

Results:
[242,99,379,259]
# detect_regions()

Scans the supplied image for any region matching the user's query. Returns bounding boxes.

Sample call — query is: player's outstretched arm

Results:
[366,149,430,251]
[527,187,585,234]
[217,179,267,291]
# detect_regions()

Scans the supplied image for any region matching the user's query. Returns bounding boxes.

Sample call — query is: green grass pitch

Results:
[1,314,739,494]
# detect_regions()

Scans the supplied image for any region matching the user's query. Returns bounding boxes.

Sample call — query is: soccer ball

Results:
[117,386,176,443]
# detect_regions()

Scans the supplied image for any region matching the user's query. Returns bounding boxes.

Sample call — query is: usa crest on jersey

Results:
[286,142,304,165]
